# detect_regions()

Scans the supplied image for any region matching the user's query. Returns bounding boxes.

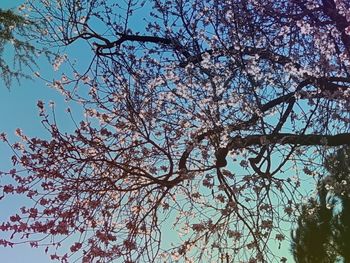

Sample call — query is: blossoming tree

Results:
[1,0,350,262]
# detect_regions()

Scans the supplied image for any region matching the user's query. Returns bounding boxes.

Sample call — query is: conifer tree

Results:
[0,8,41,88]
[292,148,350,262]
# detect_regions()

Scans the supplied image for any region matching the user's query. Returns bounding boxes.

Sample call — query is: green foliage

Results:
[291,183,337,263]
[0,8,39,88]
[291,148,350,263]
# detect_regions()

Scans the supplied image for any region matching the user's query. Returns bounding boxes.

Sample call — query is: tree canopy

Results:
[291,147,350,263]
[0,7,42,88]
[1,0,350,262]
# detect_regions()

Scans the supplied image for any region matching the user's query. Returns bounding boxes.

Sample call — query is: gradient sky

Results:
[0,1,297,262]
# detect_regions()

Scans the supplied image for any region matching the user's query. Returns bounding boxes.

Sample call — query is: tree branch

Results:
[227,133,350,150]
[179,46,302,68]
[177,77,350,171]
[94,33,192,58]
[321,0,350,55]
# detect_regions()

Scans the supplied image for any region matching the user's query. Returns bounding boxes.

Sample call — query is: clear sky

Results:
[0,1,298,262]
